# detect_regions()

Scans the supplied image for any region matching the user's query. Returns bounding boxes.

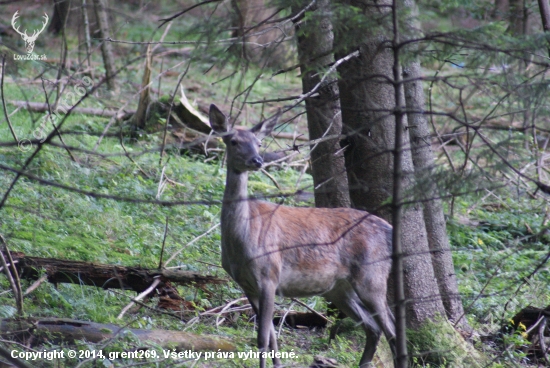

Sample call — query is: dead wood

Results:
[133,44,153,130]
[8,100,134,120]
[9,100,304,143]
[0,317,235,351]
[273,311,328,329]
[506,305,550,364]
[4,251,226,294]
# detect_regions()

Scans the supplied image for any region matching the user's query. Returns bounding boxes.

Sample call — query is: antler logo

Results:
[11,11,49,54]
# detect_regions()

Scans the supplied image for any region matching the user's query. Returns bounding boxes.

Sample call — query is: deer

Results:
[209,104,396,368]
[11,11,49,54]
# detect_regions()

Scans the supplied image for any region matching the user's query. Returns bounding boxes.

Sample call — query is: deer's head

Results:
[209,104,280,173]
[12,11,49,54]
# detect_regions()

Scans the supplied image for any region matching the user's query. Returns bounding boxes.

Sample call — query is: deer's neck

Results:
[221,169,251,235]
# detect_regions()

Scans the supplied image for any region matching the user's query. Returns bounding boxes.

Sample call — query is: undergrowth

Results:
[0,1,549,367]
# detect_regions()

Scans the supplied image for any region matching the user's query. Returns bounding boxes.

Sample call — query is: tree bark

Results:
[403,60,466,327]
[492,0,509,20]
[537,0,550,57]
[4,251,226,292]
[1,318,236,352]
[49,0,72,34]
[538,0,550,31]
[336,0,445,327]
[134,45,152,130]
[509,0,529,35]
[231,0,286,67]
[292,0,351,209]
[92,0,116,90]
[401,0,467,328]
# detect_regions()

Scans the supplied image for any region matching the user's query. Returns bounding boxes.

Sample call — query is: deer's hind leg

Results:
[324,282,382,367]
[351,273,397,363]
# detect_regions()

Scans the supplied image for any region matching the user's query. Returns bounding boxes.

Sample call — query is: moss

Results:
[408,317,486,367]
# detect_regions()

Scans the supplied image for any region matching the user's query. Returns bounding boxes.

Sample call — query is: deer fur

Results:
[209,104,396,367]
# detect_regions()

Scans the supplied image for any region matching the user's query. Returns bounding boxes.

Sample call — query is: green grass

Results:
[1,1,550,367]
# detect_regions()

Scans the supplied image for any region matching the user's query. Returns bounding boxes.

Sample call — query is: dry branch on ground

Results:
[0,317,236,351]
[3,251,226,294]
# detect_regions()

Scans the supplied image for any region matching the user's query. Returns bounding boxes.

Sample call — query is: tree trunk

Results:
[403,61,466,326]
[401,0,468,328]
[492,0,509,20]
[231,0,286,68]
[538,0,550,31]
[48,0,72,34]
[509,0,529,35]
[537,0,550,57]
[292,0,350,209]
[336,0,446,327]
[93,0,116,90]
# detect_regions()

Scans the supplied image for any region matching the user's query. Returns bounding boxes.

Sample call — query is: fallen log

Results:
[273,311,328,329]
[8,101,134,120]
[4,251,226,294]
[9,100,306,141]
[0,317,235,351]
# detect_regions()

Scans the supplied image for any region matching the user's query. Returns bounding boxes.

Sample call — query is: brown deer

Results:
[209,104,396,367]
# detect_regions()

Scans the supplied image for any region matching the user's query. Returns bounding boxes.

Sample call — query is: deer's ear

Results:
[209,104,228,134]
[251,109,281,140]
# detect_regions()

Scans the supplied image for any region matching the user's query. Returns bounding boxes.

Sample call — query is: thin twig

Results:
[4,242,23,313]
[109,289,184,321]
[215,297,250,328]
[0,345,32,368]
[277,301,295,338]
[23,275,48,296]
[290,51,360,109]
[539,317,549,365]
[159,66,190,166]
[158,216,169,269]
[0,241,22,316]
[40,78,78,163]
[260,168,281,191]
[290,298,329,322]
[119,130,150,178]
[158,0,222,28]
[246,94,317,104]
[117,278,161,319]
[164,223,220,266]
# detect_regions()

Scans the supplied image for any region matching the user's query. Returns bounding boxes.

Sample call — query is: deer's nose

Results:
[248,156,263,168]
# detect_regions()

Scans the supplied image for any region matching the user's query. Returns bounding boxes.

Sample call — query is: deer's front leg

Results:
[245,292,281,367]
[258,283,278,368]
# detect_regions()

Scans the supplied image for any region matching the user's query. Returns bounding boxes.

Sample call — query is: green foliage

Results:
[3,0,550,366]
[408,317,486,367]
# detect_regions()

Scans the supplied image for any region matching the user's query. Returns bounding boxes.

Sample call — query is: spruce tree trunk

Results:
[231,0,286,67]
[292,0,350,209]
[401,0,468,328]
[403,61,466,327]
[336,0,445,327]
[509,0,529,35]
[49,0,71,35]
